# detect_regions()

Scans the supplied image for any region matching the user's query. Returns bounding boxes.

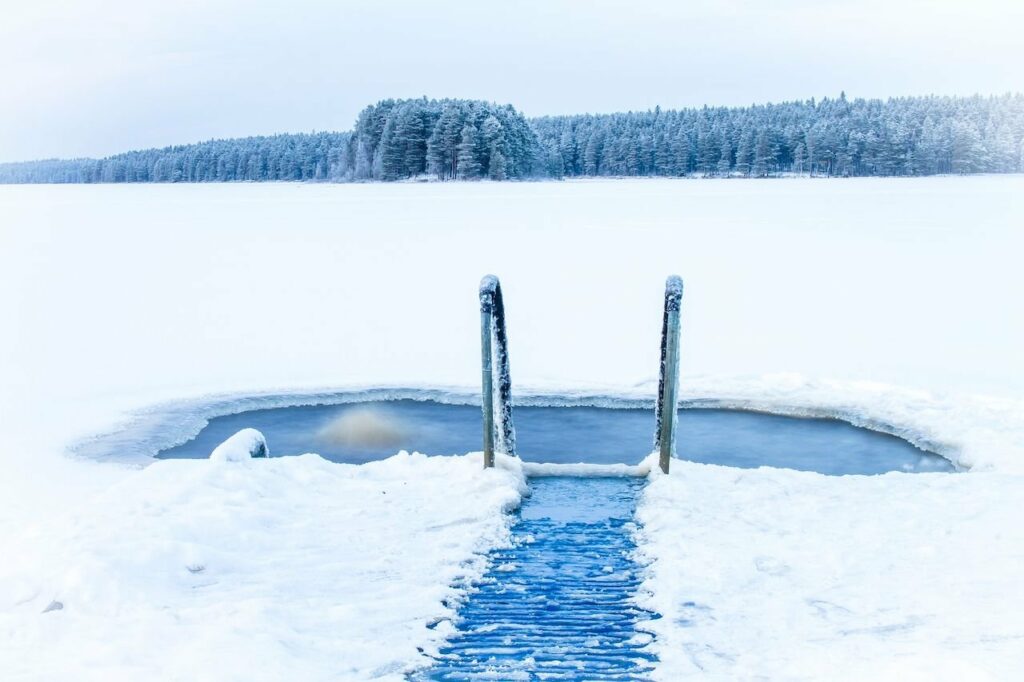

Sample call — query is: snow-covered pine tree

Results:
[717,134,732,176]
[734,128,753,176]
[457,124,482,179]
[793,142,806,175]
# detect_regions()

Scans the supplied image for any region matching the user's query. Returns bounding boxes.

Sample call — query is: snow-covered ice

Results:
[1,177,1022,678]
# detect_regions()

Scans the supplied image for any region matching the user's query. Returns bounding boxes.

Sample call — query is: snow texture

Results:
[521,460,650,478]
[635,455,1024,680]
[0,452,526,681]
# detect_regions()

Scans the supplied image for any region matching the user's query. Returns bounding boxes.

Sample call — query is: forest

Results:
[1,93,1022,183]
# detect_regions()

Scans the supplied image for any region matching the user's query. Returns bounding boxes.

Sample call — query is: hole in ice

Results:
[154,399,954,475]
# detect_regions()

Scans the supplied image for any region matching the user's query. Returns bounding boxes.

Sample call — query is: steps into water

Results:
[415,476,658,681]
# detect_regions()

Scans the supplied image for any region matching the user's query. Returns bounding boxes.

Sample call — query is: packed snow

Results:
[635,457,1024,681]
[0,451,525,680]
[1,177,1022,678]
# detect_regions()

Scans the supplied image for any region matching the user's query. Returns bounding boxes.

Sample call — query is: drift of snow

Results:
[209,427,269,461]
[0,452,525,680]
[634,457,1024,680]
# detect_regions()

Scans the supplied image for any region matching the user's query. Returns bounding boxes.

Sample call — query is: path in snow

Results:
[418,476,657,681]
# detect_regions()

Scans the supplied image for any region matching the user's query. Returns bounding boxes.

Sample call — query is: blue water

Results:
[157,400,953,475]
[416,477,656,681]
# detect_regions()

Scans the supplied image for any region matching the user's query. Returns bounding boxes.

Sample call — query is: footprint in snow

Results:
[754,556,791,576]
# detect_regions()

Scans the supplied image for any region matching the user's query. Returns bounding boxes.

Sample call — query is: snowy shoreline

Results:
[69,373,1024,473]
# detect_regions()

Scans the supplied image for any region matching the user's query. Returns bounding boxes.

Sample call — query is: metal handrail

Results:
[480,275,516,468]
[479,274,681,473]
[654,275,684,474]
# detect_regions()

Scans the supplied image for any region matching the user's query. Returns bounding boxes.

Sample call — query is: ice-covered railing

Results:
[480,275,516,468]
[654,275,684,473]
[480,274,683,472]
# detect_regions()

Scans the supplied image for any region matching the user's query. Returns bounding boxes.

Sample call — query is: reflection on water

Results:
[316,406,412,449]
[156,400,954,475]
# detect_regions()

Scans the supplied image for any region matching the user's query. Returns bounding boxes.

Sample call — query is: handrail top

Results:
[664,275,684,311]
[480,274,500,293]
[480,274,501,313]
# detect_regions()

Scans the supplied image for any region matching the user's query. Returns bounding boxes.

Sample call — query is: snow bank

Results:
[76,374,1022,474]
[672,374,1024,474]
[0,452,525,681]
[208,427,269,461]
[634,459,1024,680]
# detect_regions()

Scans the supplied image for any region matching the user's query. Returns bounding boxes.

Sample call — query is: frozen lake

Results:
[156,400,953,475]
[1,177,1021,680]
[2,176,1023,416]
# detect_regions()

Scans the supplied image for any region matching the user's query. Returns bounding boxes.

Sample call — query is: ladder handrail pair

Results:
[480,275,683,474]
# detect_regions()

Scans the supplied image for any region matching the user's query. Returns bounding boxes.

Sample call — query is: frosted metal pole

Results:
[480,275,516,468]
[480,298,495,468]
[655,276,684,474]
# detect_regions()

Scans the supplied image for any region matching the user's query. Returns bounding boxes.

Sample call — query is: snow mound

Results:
[635,460,1024,680]
[209,427,269,461]
[0,451,525,680]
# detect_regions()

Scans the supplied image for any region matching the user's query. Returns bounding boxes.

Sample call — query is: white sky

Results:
[0,0,1020,162]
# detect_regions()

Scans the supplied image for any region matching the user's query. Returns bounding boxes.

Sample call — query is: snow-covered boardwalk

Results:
[419,476,656,680]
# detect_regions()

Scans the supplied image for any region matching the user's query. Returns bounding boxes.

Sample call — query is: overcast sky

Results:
[0,0,1020,162]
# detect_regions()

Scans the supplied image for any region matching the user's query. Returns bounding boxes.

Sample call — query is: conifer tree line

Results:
[533,93,1024,178]
[0,133,350,183]
[1,93,1022,183]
